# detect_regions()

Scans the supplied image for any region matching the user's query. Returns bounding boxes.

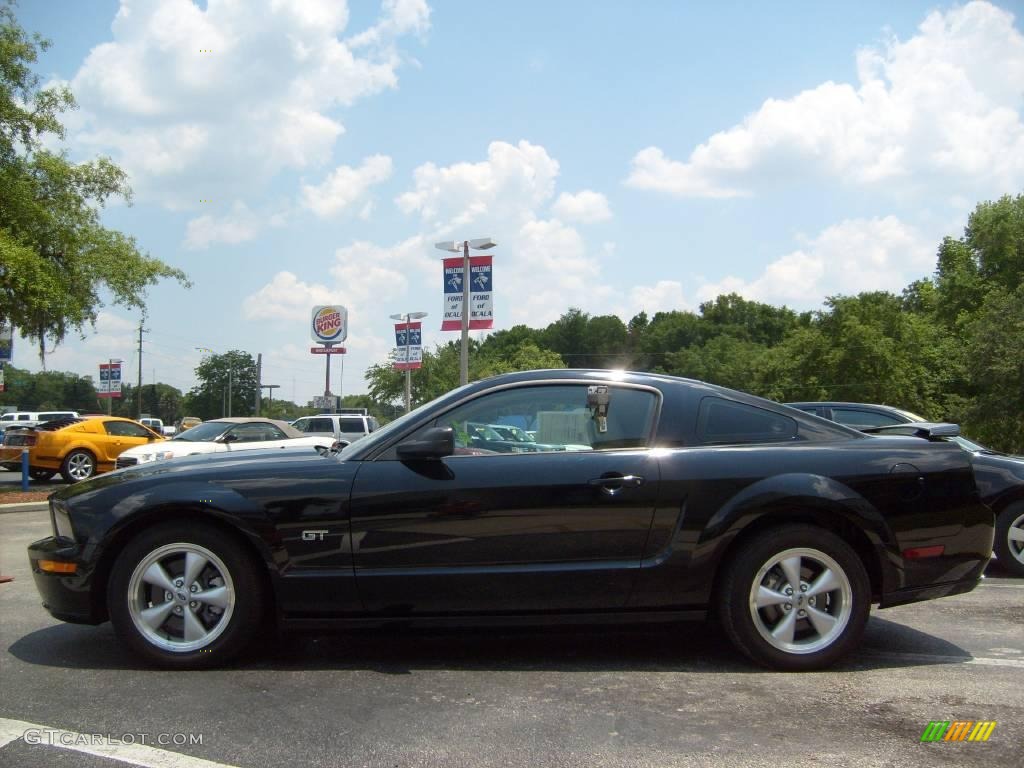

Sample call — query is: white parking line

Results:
[979,583,1024,589]
[0,717,240,768]
[862,651,1024,668]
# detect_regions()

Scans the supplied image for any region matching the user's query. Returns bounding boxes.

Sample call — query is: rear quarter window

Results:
[697,397,797,445]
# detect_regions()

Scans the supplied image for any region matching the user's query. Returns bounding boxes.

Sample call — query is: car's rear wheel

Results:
[60,449,96,483]
[107,521,264,668]
[718,525,870,671]
[29,469,56,482]
[993,503,1024,578]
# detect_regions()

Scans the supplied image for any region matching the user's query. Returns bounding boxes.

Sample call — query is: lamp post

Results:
[106,358,123,416]
[434,237,496,386]
[389,311,428,413]
[195,346,232,417]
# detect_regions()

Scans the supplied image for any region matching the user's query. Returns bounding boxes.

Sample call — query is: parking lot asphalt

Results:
[1,507,1021,768]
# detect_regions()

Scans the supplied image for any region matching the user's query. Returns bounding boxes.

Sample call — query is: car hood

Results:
[51,446,339,503]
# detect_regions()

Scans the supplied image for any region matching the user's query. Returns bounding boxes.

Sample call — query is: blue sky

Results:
[10,0,1024,405]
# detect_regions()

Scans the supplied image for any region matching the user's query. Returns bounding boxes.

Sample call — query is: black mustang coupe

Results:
[28,370,995,670]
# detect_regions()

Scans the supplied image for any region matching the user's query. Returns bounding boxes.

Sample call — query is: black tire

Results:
[993,503,1024,578]
[60,449,96,483]
[29,469,56,482]
[107,521,265,669]
[718,524,870,671]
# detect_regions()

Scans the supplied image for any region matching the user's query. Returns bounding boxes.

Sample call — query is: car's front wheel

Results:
[993,503,1024,578]
[60,449,96,483]
[107,521,265,668]
[718,524,870,671]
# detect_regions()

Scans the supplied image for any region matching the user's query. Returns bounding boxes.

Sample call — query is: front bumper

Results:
[26,536,104,625]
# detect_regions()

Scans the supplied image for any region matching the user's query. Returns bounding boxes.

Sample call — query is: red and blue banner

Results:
[394,321,423,370]
[442,255,493,331]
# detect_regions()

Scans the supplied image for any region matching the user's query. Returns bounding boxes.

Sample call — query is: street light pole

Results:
[389,311,428,413]
[435,237,496,386]
[460,240,471,387]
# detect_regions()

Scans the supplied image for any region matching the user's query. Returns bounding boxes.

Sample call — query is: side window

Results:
[427,384,658,455]
[228,423,285,442]
[40,412,72,421]
[697,397,797,445]
[105,421,153,438]
[831,408,903,427]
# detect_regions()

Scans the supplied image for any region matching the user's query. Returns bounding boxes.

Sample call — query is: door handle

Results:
[588,474,645,496]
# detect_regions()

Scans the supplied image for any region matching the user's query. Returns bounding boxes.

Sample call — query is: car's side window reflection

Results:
[429,384,657,455]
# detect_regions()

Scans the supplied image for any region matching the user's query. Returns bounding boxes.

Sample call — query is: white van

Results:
[0,410,79,423]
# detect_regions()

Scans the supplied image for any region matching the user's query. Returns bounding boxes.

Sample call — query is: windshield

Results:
[171,421,230,442]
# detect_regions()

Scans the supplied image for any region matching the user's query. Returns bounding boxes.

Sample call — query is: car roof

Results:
[200,417,305,438]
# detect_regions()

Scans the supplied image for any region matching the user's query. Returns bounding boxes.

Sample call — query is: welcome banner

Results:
[394,321,423,370]
[441,255,493,331]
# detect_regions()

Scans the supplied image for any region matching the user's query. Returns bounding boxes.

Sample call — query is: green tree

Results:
[186,351,258,420]
[0,364,99,410]
[961,285,1024,452]
[0,3,188,362]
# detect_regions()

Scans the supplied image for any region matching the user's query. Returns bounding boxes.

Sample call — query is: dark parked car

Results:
[788,401,1024,578]
[29,371,995,670]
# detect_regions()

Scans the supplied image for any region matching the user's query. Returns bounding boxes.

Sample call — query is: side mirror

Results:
[217,433,238,444]
[396,427,454,460]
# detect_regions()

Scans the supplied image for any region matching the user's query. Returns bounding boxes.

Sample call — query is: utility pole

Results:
[255,353,262,415]
[136,319,147,420]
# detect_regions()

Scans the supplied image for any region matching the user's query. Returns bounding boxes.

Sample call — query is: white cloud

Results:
[16,311,140,376]
[551,190,612,223]
[300,155,393,217]
[696,216,933,307]
[242,271,347,321]
[349,0,431,47]
[244,236,434,323]
[395,141,624,326]
[396,139,560,231]
[184,201,263,250]
[627,1,1024,198]
[66,0,428,207]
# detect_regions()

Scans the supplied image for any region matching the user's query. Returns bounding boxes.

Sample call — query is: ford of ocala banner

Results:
[394,321,423,370]
[441,256,493,331]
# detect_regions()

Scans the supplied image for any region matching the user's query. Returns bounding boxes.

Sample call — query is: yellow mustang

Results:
[1,416,165,483]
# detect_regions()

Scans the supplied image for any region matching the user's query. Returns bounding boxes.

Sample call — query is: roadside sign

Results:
[312,395,341,410]
[310,346,347,354]
[311,306,348,344]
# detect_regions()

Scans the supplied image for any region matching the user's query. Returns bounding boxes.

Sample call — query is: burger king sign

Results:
[311,305,348,344]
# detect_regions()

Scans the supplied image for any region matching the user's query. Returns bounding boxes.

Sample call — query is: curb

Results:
[0,501,48,514]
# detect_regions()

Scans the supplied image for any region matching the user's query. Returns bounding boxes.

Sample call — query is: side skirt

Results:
[280,609,707,632]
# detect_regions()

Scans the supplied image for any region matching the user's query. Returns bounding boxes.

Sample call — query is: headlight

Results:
[154,450,176,461]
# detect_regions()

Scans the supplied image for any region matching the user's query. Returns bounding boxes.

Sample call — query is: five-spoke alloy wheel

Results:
[994,503,1024,578]
[718,525,869,670]
[108,521,263,668]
